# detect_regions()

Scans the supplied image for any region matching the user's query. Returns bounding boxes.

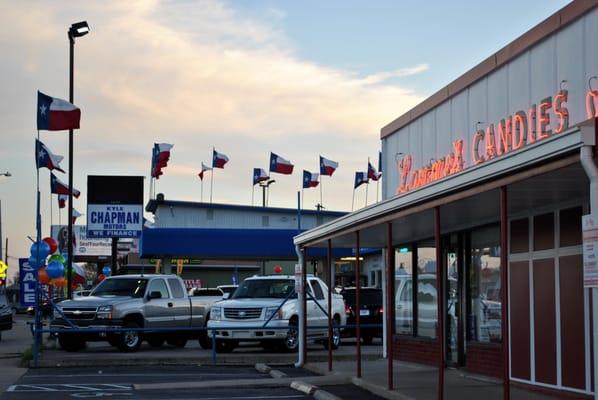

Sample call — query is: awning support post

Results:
[303,246,308,365]
[500,186,510,400]
[386,222,395,390]
[434,206,444,400]
[356,230,362,378]
[295,244,305,368]
[327,239,333,372]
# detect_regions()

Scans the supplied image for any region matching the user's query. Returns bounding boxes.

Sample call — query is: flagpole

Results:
[319,177,323,208]
[251,184,255,206]
[301,187,304,211]
[376,180,380,203]
[50,192,53,235]
[201,178,204,203]
[365,182,369,207]
[59,201,62,226]
[351,187,355,212]
[210,169,214,203]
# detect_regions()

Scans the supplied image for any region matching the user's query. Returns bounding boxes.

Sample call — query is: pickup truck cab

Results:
[207,275,346,353]
[51,274,211,352]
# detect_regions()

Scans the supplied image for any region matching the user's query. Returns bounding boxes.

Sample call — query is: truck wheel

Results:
[118,322,142,352]
[147,336,165,347]
[215,339,236,353]
[323,318,341,350]
[198,331,211,349]
[167,338,187,348]
[58,334,86,352]
[283,320,299,352]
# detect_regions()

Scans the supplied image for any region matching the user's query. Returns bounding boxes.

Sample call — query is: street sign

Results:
[583,214,598,287]
[294,263,303,294]
[87,176,144,238]
[0,260,7,279]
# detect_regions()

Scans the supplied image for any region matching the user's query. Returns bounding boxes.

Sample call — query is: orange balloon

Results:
[38,268,50,285]
[52,277,66,288]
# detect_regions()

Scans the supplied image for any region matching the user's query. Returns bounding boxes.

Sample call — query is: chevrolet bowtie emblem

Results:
[239,311,246,317]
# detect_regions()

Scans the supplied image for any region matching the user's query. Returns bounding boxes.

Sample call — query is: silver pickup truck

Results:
[51,274,212,352]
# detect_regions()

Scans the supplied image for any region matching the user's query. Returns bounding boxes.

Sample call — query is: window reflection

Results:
[417,245,437,338]
[395,248,413,335]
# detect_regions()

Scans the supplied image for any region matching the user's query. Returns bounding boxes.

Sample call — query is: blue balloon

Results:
[102,266,112,277]
[30,241,51,259]
[28,255,45,269]
[47,261,65,279]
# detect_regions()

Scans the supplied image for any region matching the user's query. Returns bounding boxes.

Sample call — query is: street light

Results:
[66,21,89,299]
[0,171,11,278]
[259,179,275,207]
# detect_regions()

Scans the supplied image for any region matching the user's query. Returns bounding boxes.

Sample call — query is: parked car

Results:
[340,287,383,345]
[0,293,13,341]
[51,274,211,352]
[27,295,67,318]
[208,275,346,353]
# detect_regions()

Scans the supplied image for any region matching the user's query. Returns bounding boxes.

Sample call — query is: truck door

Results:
[308,279,327,330]
[167,278,192,328]
[145,278,172,328]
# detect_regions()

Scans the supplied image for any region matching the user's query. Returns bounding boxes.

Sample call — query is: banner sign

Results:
[87,176,144,238]
[583,214,598,287]
[19,258,37,307]
[52,225,112,256]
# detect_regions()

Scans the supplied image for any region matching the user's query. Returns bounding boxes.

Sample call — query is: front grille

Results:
[224,307,263,320]
[62,307,97,320]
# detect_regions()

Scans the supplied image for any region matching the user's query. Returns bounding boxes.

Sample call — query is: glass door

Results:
[444,233,465,366]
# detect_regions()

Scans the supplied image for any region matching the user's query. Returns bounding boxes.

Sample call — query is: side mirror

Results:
[148,291,162,300]
[222,293,230,300]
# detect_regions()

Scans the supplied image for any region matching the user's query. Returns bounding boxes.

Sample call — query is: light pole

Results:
[67,21,89,299]
[0,172,11,278]
[259,179,275,207]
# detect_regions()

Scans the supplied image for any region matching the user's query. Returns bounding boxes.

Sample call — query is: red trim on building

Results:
[465,342,503,378]
[393,335,440,366]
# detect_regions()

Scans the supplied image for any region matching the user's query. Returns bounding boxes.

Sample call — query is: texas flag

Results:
[50,173,80,198]
[253,168,269,185]
[319,156,338,176]
[368,161,382,181]
[270,152,294,175]
[151,143,173,179]
[212,149,229,169]
[37,91,81,131]
[35,139,65,173]
[198,162,212,180]
[354,171,369,189]
[303,170,319,188]
[58,194,67,209]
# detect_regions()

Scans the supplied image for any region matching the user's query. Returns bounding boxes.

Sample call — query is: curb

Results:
[269,369,288,379]
[312,389,342,400]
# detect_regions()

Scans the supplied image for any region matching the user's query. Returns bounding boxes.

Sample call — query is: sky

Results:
[0,0,571,277]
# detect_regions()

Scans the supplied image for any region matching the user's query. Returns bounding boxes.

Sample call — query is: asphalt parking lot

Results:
[2,366,386,400]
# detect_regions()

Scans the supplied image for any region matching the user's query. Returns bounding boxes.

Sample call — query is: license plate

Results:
[360,309,370,316]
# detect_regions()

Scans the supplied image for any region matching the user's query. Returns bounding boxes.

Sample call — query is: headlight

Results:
[97,305,113,319]
[211,307,222,321]
[265,307,283,320]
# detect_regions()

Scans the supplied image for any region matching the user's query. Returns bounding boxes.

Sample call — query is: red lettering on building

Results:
[537,97,552,140]
[553,90,569,134]
[586,90,598,119]
[512,111,527,150]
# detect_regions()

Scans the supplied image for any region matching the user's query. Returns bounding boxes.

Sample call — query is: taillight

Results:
[345,305,352,315]
[379,307,384,314]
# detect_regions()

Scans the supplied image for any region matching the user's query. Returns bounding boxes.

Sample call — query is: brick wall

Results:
[465,341,503,378]
[393,335,440,366]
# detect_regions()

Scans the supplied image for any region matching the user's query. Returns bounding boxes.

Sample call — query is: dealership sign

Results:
[19,258,37,307]
[87,176,144,238]
[396,88,598,195]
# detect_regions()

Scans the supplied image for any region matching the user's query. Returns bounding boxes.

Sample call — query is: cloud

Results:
[355,64,430,85]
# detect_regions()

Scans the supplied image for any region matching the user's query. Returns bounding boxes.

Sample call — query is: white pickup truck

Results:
[207,275,346,353]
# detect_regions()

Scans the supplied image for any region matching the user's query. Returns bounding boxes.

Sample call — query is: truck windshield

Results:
[232,279,295,299]
[91,279,148,298]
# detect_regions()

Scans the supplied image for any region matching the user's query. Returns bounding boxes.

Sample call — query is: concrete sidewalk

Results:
[304,359,563,400]
[0,316,31,393]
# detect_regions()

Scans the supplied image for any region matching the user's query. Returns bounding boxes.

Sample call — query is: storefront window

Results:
[468,225,501,343]
[417,243,437,338]
[395,247,413,335]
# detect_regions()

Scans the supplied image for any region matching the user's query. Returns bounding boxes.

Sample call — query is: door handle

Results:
[168,302,173,307]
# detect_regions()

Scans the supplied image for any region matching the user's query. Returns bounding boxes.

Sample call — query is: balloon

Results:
[102,266,112,277]
[48,254,66,265]
[38,268,50,285]
[28,255,45,269]
[47,261,65,279]
[42,237,58,255]
[97,274,106,282]
[30,241,51,259]
[273,265,283,274]
[52,277,66,288]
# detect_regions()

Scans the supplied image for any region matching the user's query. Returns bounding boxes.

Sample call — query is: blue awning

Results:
[140,228,352,260]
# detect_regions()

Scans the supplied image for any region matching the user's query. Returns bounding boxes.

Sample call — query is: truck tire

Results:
[215,339,236,353]
[323,317,341,350]
[58,333,86,352]
[283,319,299,353]
[118,321,142,352]
[199,331,211,349]
[147,336,165,347]
[167,337,187,348]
